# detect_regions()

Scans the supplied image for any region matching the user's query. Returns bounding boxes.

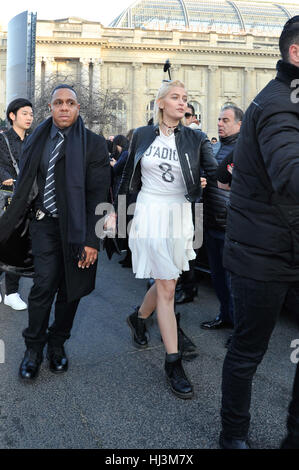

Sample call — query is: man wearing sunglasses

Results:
[184,103,201,130]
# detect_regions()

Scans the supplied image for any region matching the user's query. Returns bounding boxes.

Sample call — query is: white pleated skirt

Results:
[129,189,196,280]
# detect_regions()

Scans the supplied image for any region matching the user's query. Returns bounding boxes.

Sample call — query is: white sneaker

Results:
[4,293,27,311]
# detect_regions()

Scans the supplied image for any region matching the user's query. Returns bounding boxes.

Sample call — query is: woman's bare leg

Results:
[155,279,178,354]
[138,283,157,318]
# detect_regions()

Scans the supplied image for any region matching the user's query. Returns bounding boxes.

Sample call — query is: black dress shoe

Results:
[175,286,197,304]
[201,316,233,330]
[47,345,68,373]
[165,352,193,399]
[280,434,299,449]
[19,349,43,380]
[127,307,148,349]
[219,433,250,449]
[175,291,194,304]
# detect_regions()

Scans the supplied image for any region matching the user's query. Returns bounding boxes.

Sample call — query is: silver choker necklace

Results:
[162,121,178,136]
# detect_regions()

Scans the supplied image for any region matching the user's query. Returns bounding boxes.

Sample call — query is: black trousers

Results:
[0,272,20,295]
[221,272,299,440]
[5,272,20,295]
[23,217,80,353]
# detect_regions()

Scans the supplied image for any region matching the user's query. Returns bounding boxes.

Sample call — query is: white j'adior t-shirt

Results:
[140,132,186,195]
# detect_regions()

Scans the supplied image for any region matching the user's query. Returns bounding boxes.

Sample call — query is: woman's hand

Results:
[200,177,207,189]
[103,212,117,235]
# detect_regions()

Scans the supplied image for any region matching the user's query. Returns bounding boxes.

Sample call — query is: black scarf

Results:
[219,132,240,145]
[21,115,87,258]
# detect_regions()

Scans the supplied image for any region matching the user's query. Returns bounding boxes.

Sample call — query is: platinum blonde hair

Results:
[153,80,187,126]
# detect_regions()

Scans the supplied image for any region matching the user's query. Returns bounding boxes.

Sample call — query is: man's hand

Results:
[78,246,98,269]
[2,179,14,186]
[200,177,207,189]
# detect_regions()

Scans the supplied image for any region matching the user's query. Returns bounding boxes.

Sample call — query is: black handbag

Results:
[0,184,13,217]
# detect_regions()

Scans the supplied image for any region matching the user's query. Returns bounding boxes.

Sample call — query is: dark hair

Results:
[51,84,77,98]
[211,137,218,142]
[221,104,244,123]
[106,139,113,154]
[187,103,195,115]
[113,134,129,152]
[279,16,299,62]
[126,128,135,141]
[6,98,33,125]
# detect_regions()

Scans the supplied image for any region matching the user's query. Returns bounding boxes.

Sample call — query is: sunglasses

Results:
[185,112,193,118]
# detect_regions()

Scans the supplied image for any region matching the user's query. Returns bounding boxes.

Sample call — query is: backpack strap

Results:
[2,133,19,176]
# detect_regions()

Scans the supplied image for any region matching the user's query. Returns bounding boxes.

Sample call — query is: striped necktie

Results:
[43,130,64,214]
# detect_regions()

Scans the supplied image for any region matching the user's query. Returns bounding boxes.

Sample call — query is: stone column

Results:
[171,64,181,81]
[91,58,102,94]
[79,58,91,88]
[35,58,46,95]
[44,57,55,78]
[131,62,144,129]
[207,65,219,138]
[244,67,255,110]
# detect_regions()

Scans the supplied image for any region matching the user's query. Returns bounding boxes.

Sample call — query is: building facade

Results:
[0,0,298,137]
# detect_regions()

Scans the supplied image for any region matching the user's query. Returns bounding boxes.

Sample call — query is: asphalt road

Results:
[0,253,298,450]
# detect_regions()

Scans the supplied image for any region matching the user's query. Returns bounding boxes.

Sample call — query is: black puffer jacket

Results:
[118,123,217,202]
[203,133,239,231]
[223,60,299,281]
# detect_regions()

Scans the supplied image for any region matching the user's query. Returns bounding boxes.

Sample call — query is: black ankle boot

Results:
[127,307,148,349]
[164,352,193,399]
[176,312,197,353]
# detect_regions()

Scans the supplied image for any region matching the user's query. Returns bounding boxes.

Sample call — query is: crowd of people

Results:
[0,16,299,449]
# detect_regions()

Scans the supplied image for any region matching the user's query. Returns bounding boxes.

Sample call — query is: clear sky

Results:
[0,0,297,30]
[0,0,133,29]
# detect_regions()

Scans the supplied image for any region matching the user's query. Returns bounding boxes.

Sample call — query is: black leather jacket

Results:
[118,123,217,202]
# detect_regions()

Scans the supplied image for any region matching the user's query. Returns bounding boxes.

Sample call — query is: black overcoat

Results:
[0,118,111,302]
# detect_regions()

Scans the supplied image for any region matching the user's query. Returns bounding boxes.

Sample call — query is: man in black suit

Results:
[0,84,110,380]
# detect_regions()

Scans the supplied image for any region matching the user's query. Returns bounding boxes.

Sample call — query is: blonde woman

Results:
[117,80,217,399]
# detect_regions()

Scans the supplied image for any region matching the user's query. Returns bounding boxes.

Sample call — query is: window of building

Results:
[146,99,155,124]
[111,98,127,134]
[188,100,201,123]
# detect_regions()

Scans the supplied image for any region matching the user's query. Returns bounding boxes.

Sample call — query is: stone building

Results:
[0,0,299,137]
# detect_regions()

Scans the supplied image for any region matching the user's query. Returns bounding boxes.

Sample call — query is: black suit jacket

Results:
[0,118,111,301]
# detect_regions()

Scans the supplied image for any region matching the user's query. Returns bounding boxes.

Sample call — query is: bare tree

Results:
[33,73,127,136]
